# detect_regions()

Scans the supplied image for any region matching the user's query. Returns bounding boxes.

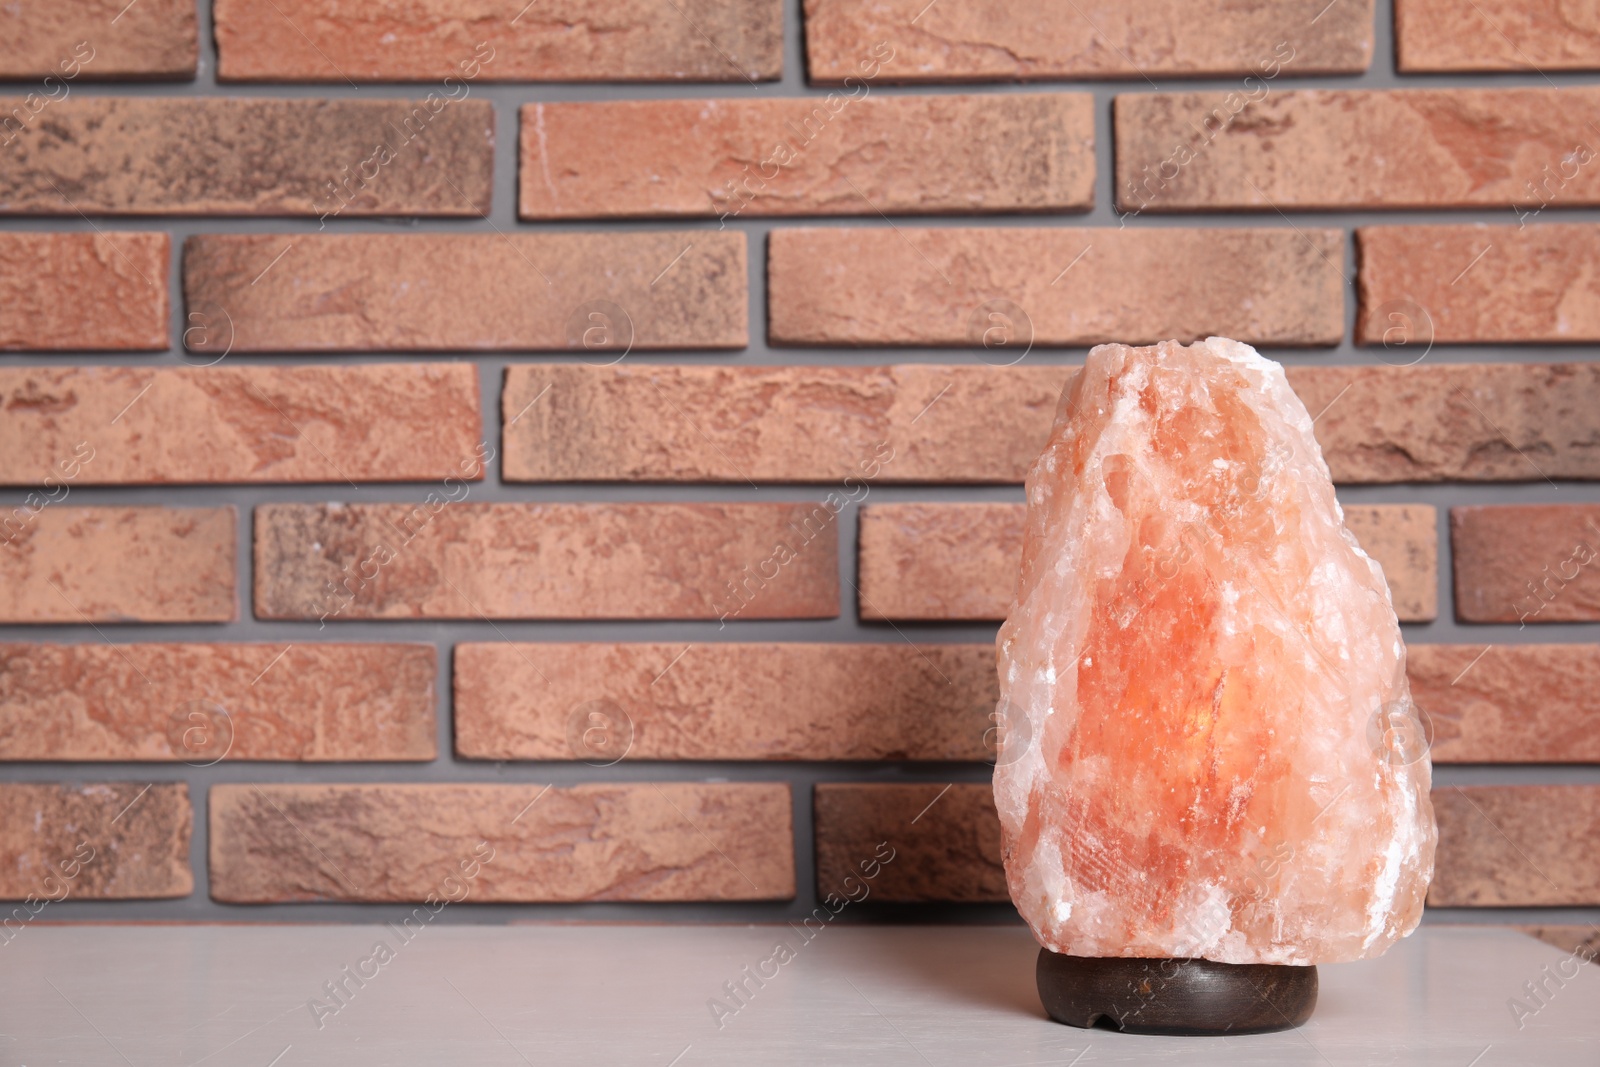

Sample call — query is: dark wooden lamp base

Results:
[1036,949,1317,1036]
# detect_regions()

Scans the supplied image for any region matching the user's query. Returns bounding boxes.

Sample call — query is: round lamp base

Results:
[1036,949,1318,1036]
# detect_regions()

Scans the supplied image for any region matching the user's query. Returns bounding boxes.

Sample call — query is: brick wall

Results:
[2,0,1597,930]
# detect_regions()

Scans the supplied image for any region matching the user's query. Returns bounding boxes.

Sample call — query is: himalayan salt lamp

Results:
[994,337,1436,1034]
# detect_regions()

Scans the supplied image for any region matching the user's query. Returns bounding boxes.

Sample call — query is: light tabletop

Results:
[2,923,1594,1065]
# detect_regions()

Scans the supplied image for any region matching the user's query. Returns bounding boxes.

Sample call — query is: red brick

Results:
[767,228,1344,347]
[1410,645,1600,763]
[1358,225,1600,345]
[501,364,1060,482]
[1397,0,1600,72]
[1115,88,1600,211]
[0,782,192,900]
[184,233,746,352]
[509,362,1600,485]
[0,365,481,485]
[0,644,435,762]
[1285,364,1600,483]
[209,783,794,902]
[255,503,839,622]
[0,507,234,624]
[519,94,1093,219]
[510,361,1600,486]
[1430,786,1600,906]
[1344,505,1439,623]
[804,0,1372,82]
[0,98,491,216]
[0,1,195,79]
[813,784,1006,902]
[1451,506,1600,623]
[454,643,994,761]
[858,503,1438,623]
[214,0,780,82]
[0,233,168,351]
[858,504,1023,622]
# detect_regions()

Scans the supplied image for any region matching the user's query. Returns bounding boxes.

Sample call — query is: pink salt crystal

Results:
[994,337,1436,966]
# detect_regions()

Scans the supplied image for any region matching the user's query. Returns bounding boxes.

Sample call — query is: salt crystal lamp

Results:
[994,338,1436,1034]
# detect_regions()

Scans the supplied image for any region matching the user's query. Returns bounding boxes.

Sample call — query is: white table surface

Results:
[1,923,1594,1065]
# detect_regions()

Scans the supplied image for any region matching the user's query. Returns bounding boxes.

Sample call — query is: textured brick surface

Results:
[511,363,1600,486]
[813,784,1006,902]
[255,503,840,621]
[857,504,1024,622]
[0,365,481,485]
[1451,505,1600,623]
[214,0,781,81]
[818,785,1600,906]
[1430,786,1600,906]
[7,0,1596,931]
[0,98,492,215]
[1115,88,1600,211]
[0,507,235,624]
[1358,225,1600,344]
[0,0,195,79]
[1343,505,1440,623]
[501,364,1060,482]
[0,644,435,761]
[1397,0,1600,71]
[767,228,1344,347]
[210,783,794,902]
[519,94,1093,219]
[857,503,1438,623]
[804,0,1372,82]
[0,233,168,351]
[0,783,192,900]
[184,233,745,352]
[454,643,995,761]
[1411,644,1600,763]
[1285,364,1600,483]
